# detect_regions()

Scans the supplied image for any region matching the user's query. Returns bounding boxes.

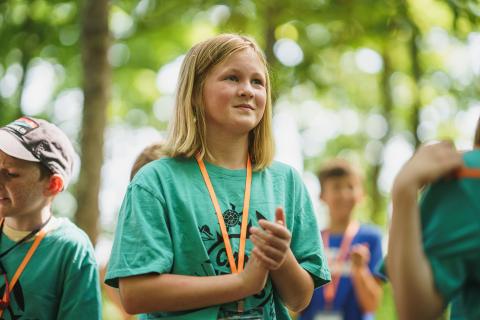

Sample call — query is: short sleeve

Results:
[105,182,174,288]
[57,240,102,319]
[289,170,331,288]
[55,228,102,320]
[367,228,384,279]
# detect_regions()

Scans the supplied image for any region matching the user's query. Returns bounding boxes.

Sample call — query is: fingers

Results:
[251,247,282,270]
[248,207,291,270]
[275,207,285,226]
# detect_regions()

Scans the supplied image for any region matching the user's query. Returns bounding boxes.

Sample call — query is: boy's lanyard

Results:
[0,218,50,314]
[321,221,359,310]
[195,154,252,313]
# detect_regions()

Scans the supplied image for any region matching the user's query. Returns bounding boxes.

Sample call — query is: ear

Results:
[45,174,64,196]
[355,186,365,202]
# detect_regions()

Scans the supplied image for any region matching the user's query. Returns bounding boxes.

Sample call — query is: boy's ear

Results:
[45,174,64,196]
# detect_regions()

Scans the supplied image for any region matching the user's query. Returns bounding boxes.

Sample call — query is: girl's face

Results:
[202,48,267,138]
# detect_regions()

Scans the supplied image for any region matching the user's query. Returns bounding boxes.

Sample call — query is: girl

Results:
[105,34,330,319]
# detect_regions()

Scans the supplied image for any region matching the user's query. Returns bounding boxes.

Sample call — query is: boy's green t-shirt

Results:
[0,217,101,320]
[419,149,480,320]
[106,157,331,320]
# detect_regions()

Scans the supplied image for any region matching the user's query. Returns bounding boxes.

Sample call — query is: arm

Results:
[387,142,462,320]
[250,208,314,312]
[350,244,382,312]
[119,254,268,314]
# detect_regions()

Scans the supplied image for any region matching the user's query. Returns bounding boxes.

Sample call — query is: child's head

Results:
[130,143,165,181]
[0,117,75,218]
[165,33,274,170]
[317,159,363,223]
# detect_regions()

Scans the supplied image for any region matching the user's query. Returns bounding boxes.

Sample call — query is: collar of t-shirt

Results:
[2,216,57,242]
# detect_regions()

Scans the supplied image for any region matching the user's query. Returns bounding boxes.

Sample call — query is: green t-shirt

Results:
[106,157,330,319]
[0,217,101,320]
[419,149,480,320]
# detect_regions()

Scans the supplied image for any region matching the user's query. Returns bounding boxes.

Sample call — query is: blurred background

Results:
[0,0,479,318]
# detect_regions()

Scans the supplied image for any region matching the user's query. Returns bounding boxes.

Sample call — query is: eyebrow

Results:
[222,67,265,79]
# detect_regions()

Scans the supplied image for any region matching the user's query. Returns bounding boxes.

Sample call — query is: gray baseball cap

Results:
[0,116,76,189]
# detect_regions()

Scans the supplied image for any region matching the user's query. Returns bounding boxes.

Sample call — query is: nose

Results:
[238,81,254,98]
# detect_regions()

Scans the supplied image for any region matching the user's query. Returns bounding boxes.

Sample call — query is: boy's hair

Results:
[164,33,274,171]
[317,158,363,194]
[130,143,165,180]
[475,117,480,147]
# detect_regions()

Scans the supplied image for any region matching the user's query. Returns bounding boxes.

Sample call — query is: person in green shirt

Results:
[105,33,330,319]
[0,116,101,319]
[387,118,480,320]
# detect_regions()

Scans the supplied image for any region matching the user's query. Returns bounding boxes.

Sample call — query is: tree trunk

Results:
[75,0,110,245]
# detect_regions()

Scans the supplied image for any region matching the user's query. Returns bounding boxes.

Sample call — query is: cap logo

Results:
[6,117,39,136]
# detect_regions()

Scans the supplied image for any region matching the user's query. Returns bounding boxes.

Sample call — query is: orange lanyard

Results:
[0,220,49,316]
[454,167,480,179]
[195,154,252,274]
[321,221,359,309]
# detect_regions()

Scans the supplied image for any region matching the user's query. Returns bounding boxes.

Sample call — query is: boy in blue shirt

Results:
[301,159,383,320]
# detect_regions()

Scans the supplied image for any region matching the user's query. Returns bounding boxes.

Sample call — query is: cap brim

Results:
[0,130,39,162]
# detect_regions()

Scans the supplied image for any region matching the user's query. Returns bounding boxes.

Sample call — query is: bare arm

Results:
[250,208,314,312]
[119,255,268,314]
[269,249,314,312]
[387,142,462,320]
[350,244,382,312]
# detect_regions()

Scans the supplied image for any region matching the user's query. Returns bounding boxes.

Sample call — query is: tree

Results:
[75,0,110,245]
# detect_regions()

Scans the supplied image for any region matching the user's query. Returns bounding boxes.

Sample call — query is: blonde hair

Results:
[164,34,275,171]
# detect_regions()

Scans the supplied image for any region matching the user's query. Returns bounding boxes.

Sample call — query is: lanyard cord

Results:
[0,218,51,315]
[0,217,51,259]
[454,167,480,179]
[321,221,360,309]
[195,154,252,274]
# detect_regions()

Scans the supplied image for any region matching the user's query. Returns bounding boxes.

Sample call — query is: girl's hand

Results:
[240,254,269,295]
[250,207,291,270]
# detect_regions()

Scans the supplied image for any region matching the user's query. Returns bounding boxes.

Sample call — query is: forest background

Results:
[1,0,479,318]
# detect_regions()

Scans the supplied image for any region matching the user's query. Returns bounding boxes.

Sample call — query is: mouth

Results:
[235,104,255,110]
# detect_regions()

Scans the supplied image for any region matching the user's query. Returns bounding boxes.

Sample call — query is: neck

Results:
[329,217,354,234]
[205,131,249,169]
[4,207,52,231]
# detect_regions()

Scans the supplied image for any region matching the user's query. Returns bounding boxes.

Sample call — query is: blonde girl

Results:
[106,34,330,320]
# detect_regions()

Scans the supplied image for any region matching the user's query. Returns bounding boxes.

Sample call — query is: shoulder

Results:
[358,223,383,240]
[45,218,96,263]
[134,157,194,179]
[262,160,302,181]
[130,157,197,191]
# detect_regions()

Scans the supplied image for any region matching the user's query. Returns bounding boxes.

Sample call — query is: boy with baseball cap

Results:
[0,117,101,319]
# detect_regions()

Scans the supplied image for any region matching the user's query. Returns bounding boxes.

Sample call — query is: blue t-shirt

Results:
[300,224,383,320]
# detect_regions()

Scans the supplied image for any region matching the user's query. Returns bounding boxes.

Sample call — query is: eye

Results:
[251,78,264,86]
[225,75,238,81]
[7,172,19,178]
